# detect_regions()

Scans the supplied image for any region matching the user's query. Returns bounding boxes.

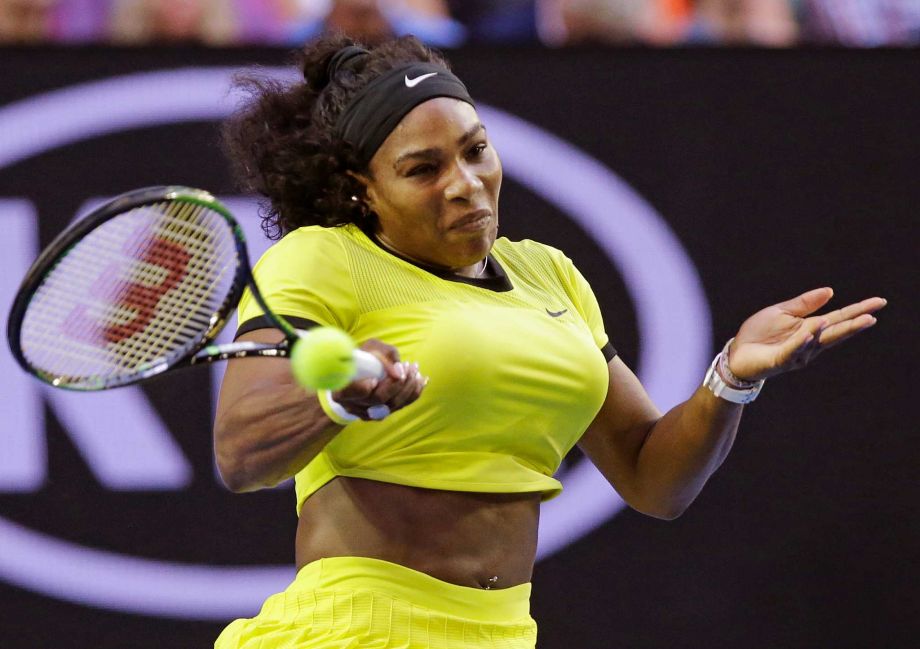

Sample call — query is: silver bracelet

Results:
[703,339,765,404]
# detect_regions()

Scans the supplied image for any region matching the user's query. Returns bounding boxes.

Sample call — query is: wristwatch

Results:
[703,347,765,404]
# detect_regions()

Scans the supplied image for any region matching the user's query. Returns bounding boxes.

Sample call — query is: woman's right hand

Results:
[331,339,428,420]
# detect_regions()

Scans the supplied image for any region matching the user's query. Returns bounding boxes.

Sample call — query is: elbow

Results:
[626,493,692,521]
[217,456,276,493]
[638,503,688,521]
[215,438,288,494]
[215,449,255,493]
[218,468,251,494]
[214,422,264,493]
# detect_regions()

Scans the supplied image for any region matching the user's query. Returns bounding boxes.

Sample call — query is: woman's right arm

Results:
[214,328,424,492]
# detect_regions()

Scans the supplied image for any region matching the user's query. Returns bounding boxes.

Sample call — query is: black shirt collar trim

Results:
[361,228,514,292]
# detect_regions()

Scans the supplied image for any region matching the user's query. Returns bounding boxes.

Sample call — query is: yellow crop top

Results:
[237,224,614,514]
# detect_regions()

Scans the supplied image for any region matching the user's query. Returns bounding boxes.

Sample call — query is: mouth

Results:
[450,209,492,232]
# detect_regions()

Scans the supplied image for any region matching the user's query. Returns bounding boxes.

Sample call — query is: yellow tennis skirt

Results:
[214,556,537,649]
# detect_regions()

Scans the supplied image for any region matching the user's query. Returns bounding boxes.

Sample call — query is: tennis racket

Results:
[6,185,383,391]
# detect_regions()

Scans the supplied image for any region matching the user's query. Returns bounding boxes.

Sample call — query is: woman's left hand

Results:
[727,287,887,382]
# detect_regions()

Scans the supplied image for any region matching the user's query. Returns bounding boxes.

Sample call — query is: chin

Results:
[471,229,496,256]
[444,220,497,261]
[484,222,498,249]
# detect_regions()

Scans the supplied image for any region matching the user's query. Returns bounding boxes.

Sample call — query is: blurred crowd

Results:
[1,0,918,46]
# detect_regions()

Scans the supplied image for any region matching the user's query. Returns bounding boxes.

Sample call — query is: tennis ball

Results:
[290,327,357,391]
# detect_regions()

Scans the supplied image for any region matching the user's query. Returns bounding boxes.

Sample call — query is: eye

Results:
[467,143,487,159]
[407,163,436,177]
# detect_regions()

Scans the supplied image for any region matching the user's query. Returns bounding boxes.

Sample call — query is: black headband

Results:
[334,61,474,167]
[325,45,368,81]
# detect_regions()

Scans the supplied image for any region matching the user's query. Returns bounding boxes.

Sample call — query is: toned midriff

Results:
[295,477,542,589]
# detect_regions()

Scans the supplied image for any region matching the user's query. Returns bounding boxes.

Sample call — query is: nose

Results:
[444,160,484,202]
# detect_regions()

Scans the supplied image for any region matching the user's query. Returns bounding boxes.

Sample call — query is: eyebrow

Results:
[393,123,485,169]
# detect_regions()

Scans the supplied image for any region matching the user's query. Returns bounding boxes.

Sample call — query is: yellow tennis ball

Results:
[289,327,357,391]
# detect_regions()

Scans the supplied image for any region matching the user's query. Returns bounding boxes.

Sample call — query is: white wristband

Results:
[316,391,391,424]
[317,390,359,425]
[703,341,765,404]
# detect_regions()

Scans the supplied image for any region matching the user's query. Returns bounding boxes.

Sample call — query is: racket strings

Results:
[26,203,235,379]
[114,200,228,363]
[24,219,199,376]
[103,200,239,365]
[31,215,214,334]
[27,206,207,332]
[67,209,233,338]
[20,200,241,386]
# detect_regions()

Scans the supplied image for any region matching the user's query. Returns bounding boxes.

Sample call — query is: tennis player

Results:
[213,35,886,648]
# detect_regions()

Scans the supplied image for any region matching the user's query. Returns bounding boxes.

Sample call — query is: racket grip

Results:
[353,349,385,381]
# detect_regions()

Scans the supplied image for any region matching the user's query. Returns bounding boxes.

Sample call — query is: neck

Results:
[375,232,487,278]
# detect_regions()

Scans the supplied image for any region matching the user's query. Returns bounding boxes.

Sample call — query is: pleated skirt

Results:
[215,556,537,648]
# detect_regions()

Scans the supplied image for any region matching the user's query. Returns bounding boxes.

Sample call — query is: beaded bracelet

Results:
[716,338,760,389]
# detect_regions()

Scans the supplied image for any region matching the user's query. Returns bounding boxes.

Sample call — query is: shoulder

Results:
[494,237,562,256]
[239,224,362,330]
[494,237,599,306]
[492,237,573,274]
[252,224,354,272]
[264,224,349,253]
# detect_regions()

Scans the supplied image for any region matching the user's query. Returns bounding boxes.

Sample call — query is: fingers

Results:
[332,337,439,420]
[817,296,887,328]
[386,362,427,409]
[369,361,424,408]
[358,339,404,381]
[784,295,885,367]
[350,361,425,420]
[776,287,834,317]
[816,311,880,350]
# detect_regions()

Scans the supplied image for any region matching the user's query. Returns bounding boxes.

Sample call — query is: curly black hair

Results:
[222,34,450,240]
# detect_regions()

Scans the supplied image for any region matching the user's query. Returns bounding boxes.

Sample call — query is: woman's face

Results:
[360,98,502,275]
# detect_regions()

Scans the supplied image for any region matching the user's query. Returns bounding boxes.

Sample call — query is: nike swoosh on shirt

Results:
[405,72,437,88]
[545,308,568,318]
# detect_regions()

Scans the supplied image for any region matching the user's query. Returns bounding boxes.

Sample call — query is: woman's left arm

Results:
[578,287,887,520]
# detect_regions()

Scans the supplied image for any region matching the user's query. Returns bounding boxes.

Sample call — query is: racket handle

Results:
[353,349,385,381]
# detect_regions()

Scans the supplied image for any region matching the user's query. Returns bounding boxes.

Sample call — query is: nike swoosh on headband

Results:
[545,308,568,318]
[405,72,438,88]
